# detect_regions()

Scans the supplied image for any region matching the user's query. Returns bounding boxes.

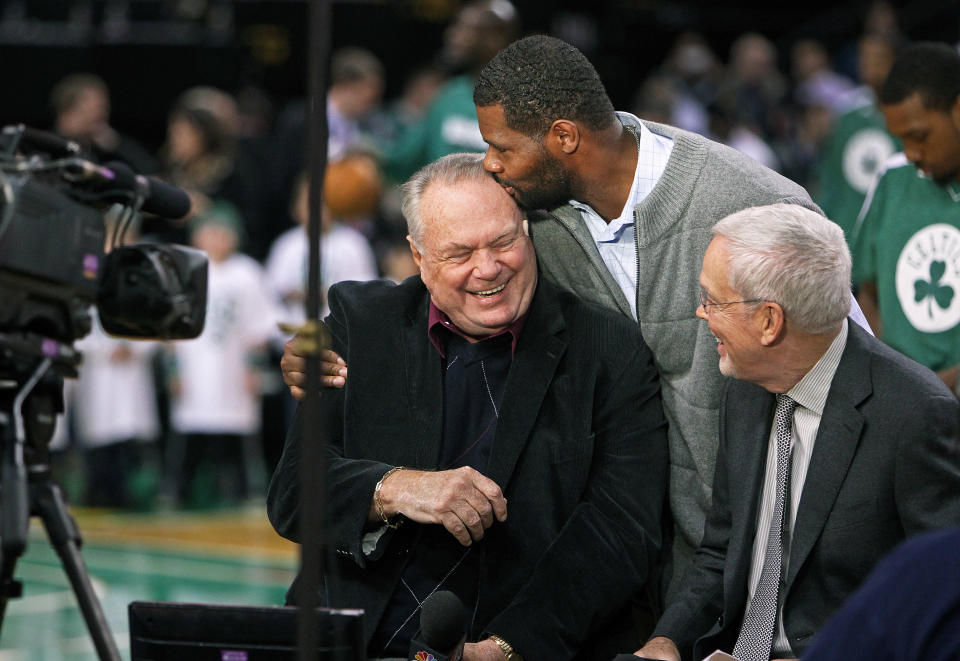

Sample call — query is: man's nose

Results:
[473,250,500,278]
[904,144,922,165]
[483,148,502,173]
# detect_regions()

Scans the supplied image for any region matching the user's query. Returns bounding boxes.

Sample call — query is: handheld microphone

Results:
[408,591,466,661]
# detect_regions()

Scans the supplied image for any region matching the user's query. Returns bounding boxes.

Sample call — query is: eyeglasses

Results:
[698,288,764,314]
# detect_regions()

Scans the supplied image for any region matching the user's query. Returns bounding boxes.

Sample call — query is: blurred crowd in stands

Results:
[43,0,955,511]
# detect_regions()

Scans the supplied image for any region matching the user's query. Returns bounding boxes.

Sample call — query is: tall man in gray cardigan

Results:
[472,36,870,604]
[284,35,868,606]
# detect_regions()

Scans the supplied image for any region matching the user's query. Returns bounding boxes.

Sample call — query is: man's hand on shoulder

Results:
[280,336,347,400]
[376,466,508,546]
[629,636,682,661]
[463,639,506,661]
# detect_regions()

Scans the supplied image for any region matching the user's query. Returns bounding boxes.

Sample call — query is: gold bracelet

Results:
[489,634,523,661]
[374,466,405,529]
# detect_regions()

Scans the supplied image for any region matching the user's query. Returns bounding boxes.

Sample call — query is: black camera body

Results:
[0,127,210,658]
[0,169,105,343]
[0,124,207,364]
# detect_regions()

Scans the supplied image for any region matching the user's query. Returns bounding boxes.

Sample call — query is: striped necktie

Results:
[733,394,797,661]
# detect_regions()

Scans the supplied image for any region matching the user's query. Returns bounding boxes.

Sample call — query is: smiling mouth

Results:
[470,283,506,297]
[712,332,725,353]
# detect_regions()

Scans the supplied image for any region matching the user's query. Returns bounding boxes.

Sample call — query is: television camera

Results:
[0,123,207,660]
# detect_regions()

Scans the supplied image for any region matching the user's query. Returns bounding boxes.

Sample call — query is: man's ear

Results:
[548,119,580,155]
[951,95,960,130]
[407,235,423,272]
[758,302,786,346]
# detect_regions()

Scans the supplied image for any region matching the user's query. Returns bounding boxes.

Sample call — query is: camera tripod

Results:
[0,338,121,661]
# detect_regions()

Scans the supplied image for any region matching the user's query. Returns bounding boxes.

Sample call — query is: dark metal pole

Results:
[298,0,330,659]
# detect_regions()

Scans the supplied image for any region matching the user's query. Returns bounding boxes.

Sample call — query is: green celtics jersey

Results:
[853,153,960,371]
[382,75,486,184]
[814,101,899,244]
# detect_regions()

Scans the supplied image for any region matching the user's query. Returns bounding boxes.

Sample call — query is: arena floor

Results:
[0,507,298,660]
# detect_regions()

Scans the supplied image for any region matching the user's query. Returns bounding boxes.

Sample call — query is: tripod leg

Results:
[0,547,23,629]
[0,421,28,629]
[33,480,121,661]
[0,357,51,632]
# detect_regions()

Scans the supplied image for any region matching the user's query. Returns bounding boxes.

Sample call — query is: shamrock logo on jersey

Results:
[897,224,960,333]
[914,260,955,319]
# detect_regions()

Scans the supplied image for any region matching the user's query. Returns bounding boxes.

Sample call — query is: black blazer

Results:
[268,275,669,660]
[654,322,960,660]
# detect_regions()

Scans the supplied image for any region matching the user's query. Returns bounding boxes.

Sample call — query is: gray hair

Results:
[713,203,851,334]
[400,152,492,248]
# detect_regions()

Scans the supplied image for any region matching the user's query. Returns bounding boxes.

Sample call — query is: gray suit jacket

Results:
[653,322,960,660]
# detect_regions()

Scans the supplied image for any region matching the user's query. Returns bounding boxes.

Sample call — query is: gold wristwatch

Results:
[489,634,523,661]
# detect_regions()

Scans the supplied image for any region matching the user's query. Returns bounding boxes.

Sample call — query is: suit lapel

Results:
[401,293,444,469]
[725,385,776,612]
[786,326,871,587]
[485,280,567,491]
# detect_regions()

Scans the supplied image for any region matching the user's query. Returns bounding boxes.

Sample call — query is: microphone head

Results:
[419,591,466,651]
[143,176,192,220]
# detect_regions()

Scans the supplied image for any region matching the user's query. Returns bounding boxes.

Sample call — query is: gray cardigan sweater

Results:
[528,114,820,603]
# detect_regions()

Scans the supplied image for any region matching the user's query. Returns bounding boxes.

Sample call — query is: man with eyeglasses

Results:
[627,203,960,661]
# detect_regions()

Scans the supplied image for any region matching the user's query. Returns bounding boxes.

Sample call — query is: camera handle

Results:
[0,355,121,661]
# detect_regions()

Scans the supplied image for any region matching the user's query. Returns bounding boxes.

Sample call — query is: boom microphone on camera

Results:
[101,161,191,219]
[60,158,191,219]
[408,591,466,661]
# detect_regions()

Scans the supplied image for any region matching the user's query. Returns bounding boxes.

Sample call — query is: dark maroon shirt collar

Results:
[427,300,528,358]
